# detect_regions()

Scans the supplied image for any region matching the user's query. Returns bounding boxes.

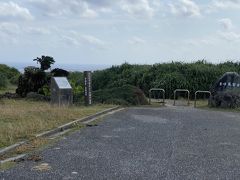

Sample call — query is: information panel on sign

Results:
[54,77,72,89]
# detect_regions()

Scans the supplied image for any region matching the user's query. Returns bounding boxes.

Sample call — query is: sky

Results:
[0,0,240,66]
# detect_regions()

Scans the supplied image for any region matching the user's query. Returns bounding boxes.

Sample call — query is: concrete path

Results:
[1,106,240,180]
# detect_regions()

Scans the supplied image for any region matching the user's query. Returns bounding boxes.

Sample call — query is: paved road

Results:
[1,106,240,180]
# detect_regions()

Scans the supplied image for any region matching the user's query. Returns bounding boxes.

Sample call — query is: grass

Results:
[150,98,240,113]
[0,138,49,161]
[194,99,240,112]
[0,161,16,170]
[0,137,56,170]
[0,99,115,148]
[0,85,17,94]
[193,99,209,107]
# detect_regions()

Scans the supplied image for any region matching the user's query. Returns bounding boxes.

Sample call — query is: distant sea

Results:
[1,62,111,73]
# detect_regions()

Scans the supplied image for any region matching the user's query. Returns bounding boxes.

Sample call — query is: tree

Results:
[33,56,55,71]
[17,55,69,97]
[16,67,47,97]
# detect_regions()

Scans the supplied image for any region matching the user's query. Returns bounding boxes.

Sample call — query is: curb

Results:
[0,141,26,156]
[0,154,26,165]
[0,106,121,160]
[35,106,120,137]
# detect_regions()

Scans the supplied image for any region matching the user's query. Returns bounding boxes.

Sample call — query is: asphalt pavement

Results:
[1,106,240,180]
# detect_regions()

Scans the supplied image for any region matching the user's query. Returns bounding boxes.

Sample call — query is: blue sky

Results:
[0,0,240,65]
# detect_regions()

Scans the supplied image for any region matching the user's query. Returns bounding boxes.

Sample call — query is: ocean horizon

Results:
[0,62,111,72]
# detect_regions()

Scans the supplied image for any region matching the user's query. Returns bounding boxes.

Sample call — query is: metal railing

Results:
[149,88,165,104]
[173,89,190,106]
[194,91,211,108]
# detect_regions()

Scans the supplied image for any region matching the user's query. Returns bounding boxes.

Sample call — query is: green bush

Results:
[68,61,240,102]
[0,73,8,89]
[70,81,84,105]
[39,85,51,96]
[26,92,50,101]
[93,85,148,105]
[16,67,47,97]
[16,56,69,98]
[0,64,20,85]
[89,61,240,99]
[69,72,83,86]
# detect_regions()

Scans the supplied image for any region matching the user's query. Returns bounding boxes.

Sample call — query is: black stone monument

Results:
[210,72,240,108]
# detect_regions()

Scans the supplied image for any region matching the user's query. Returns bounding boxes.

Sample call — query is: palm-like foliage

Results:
[33,56,55,71]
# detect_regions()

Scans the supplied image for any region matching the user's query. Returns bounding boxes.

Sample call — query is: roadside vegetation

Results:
[0,99,115,148]
[0,64,20,93]
[192,99,240,112]
[90,60,240,99]
[93,84,148,105]
[0,58,240,149]
[67,60,240,105]
[0,84,17,94]
[3,59,240,105]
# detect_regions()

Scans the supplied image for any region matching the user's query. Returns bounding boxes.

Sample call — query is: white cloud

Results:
[29,0,98,18]
[217,18,240,42]
[128,36,146,45]
[61,35,80,46]
[219,18,233,30]
[0,22,20,35]
[0,31,18,44]
[28,0,157,19]
[24,27,51,35]
[0,2,33,21]
[218,31,240,41]
[151,0,161,8]
[212,0,240,10]
[0,22,19,44]
[80,35,106,47]
[81,8,98,18]
[184,38,215,46]
[68,1,98,18]
[0,22,51,36]
[120,0,154,18]
[169,0,201,17]
[60,31,106,49]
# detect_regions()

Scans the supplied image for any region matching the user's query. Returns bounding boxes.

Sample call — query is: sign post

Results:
[84,71,92,106]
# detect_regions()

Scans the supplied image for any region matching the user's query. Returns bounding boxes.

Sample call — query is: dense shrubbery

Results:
[3,59,240,105]
[89,61,240,99]
[67,72,84,104]
[71,80,84,105]
[15,56,85,104]
[93,85,148,105]
[26,92,50,101]
[17,66,48,97]
[92,63,149,91]
[0,64,20,89]
[16,56,70,97]
[0,73,8,88]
